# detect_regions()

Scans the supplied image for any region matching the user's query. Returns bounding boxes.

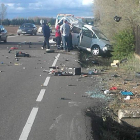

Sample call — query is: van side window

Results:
[71,27,81,34]
[92,34,97,38]
[82,27,93,38]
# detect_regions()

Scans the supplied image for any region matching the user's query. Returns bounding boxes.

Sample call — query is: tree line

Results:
[0,18,56,26]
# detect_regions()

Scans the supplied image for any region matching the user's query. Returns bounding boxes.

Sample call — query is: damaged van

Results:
[78,25,112,56]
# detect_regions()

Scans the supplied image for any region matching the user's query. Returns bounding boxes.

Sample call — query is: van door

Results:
[71,26,81,46]
[79,26,92,49]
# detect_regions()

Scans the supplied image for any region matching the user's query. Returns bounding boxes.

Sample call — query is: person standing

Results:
[41,22,50,50]
[60,19,70,52]
[55,23,61,49]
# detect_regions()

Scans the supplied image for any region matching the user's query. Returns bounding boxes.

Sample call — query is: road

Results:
[0,33,101,140]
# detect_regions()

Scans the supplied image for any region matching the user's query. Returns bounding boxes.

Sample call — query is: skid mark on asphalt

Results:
[68,101,81,107]
[49,114,63,130]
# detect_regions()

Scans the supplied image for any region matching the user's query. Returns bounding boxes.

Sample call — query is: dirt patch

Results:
[79,50,140,139]
[5,26,19,35]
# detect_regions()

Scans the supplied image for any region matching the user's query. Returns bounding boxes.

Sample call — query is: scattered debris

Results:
[67,84,77,86]
[46,49,55,53]
[111,74,120,78]
[111,60,120,67]
[104,90,110,94]
[15,51,30,57]
[92,60,99,65]
[120,91,133,96]
[124,96,130,100]
[10,47,18,50]
[61,97,71,100]
[81,74,88,77]
[88,69,98,75]
[120,58,127,63]
[110,86,117,90]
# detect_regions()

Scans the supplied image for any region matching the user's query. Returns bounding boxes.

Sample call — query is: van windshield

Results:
[93,29,109,41]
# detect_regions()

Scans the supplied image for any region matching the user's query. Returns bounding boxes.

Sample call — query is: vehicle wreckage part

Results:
[91,45,100,56]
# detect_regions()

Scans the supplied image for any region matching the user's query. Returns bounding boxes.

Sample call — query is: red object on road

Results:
[110,86,117,90]
[10,47,18,50]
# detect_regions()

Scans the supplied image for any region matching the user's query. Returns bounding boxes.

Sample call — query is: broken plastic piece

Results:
[110,86,117,90]
[121,91,133,96]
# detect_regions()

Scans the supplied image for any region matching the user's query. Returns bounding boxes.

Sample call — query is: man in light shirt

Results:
[60,19,70,52]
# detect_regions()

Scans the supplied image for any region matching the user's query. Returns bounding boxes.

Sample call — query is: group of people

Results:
[41,19,73,52]
[55,19,73,52]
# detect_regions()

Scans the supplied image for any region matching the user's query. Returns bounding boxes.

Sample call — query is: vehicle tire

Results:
[91,45,100,56]
[4,37,7,43]
[34,32,37,35]
[18,34,20,36]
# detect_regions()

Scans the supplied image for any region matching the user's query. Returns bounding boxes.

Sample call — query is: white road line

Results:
[19,107,38,140]
[52,53,60,67]
[43,77,50,86]
[36,89,46,102]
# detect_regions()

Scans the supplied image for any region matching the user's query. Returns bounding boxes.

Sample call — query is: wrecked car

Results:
[78,25,112,56]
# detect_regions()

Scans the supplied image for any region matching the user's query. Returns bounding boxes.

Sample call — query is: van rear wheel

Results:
[91,46,100,56]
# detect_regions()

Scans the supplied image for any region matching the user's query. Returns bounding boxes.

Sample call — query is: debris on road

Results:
[46,49,55,53]
[10,47,18,50]
[15,51,30,57]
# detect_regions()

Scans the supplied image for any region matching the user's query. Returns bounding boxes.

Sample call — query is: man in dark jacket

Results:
[41,22,50,50]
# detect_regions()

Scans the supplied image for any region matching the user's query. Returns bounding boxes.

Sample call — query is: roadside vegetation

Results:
[94,0,140,60]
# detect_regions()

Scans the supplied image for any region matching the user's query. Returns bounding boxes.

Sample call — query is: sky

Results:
[0,0,94,19]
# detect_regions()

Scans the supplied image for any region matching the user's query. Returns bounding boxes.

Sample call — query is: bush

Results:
[112,29,135,60]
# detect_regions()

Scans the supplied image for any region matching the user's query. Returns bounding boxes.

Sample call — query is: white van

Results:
[55,14,74,28]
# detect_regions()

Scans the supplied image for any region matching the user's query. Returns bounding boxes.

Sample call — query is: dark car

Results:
[17,23,37,36]
[0,25,7,42]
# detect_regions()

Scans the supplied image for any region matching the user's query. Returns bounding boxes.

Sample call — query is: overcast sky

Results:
[1,0,94,19]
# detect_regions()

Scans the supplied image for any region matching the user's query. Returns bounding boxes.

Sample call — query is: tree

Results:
[0,3,7,25]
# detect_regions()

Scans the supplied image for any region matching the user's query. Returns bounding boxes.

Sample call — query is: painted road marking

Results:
[19,107,38,140]
[49,53,60,73]
[52,53,60,67]
[43,77,50,87]
[36,89,46,102]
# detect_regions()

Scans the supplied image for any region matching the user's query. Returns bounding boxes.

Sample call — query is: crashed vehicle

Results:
[57,16,112,56]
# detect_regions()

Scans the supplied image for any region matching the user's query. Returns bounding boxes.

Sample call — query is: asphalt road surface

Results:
[0,33,101,140]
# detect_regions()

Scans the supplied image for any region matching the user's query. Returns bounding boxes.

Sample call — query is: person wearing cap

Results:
[60,19,70,52]
[41,22,50,50]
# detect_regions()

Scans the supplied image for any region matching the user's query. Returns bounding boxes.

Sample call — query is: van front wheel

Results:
[91,46,100,56]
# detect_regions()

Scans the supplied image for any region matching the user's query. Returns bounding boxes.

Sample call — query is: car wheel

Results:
[18,34,20,36]
[4,37,7,43]
[91,46,100,56]
[34,32,37,35]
